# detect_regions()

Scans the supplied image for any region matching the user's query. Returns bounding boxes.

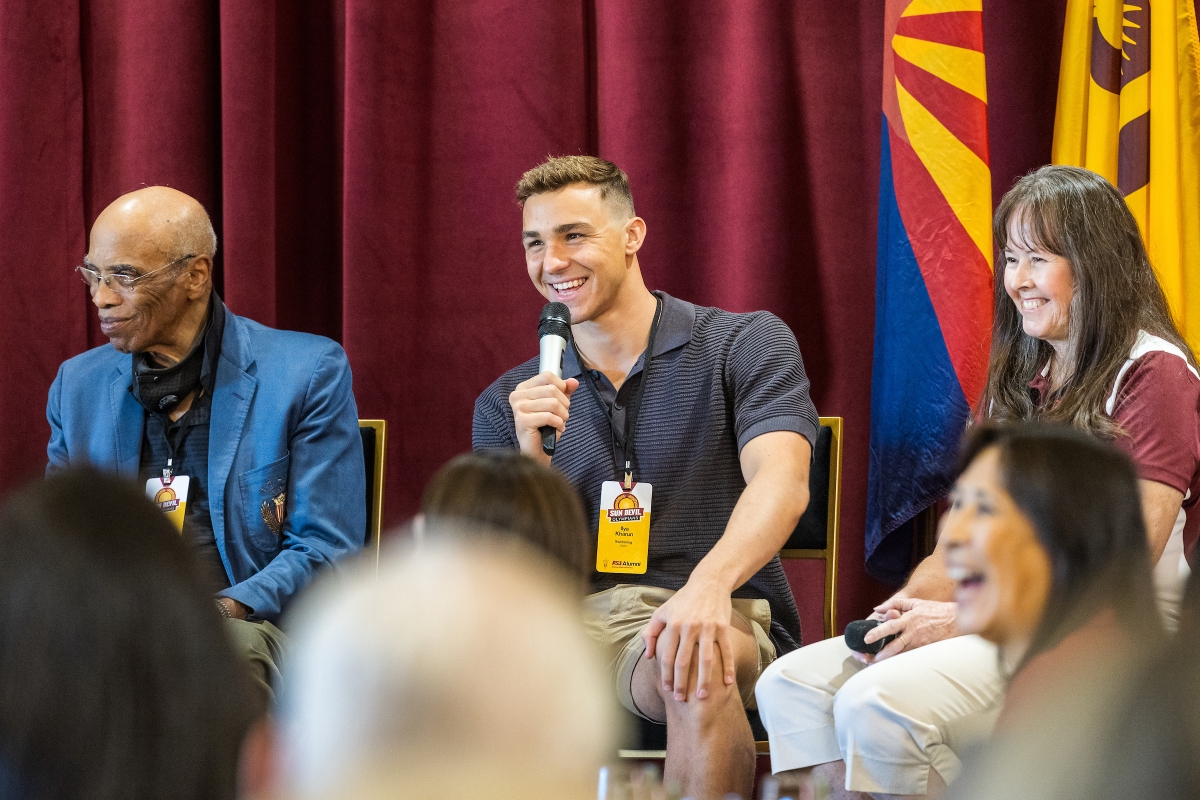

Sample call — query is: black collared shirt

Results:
[138,298,230,595]
[473,291,819,653]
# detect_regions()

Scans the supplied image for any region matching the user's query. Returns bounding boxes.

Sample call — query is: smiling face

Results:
[1003,213,1075,350]
[943,446,1052,651]
[520,184,644,325]
[86,187,213,360]
[87,224,194,355]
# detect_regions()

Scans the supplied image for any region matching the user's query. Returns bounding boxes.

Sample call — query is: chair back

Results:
[358,419,387,559]
[780,416,843,640]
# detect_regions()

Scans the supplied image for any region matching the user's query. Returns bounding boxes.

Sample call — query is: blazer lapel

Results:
[208,313,257,543]
[111,359,143,479]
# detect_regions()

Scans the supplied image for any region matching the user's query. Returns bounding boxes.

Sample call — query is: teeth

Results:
[946,566,982,583]
[552,278,585,291]
[1022,298,1046,310]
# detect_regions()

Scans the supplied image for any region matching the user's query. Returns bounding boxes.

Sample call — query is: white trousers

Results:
[754,635,1004,795]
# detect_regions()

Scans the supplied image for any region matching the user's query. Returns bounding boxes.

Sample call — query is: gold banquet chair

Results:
[358,419,387,562]
[749,415,845,757]
[780,415,844,641]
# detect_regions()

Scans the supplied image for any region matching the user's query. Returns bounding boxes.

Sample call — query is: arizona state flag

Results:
[867,0,994,583]
[1053,0,1200,349]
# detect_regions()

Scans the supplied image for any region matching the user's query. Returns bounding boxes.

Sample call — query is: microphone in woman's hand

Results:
[844,619,899,655]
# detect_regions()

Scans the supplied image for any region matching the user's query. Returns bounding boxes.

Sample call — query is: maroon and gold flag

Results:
[1053,0,1200,349]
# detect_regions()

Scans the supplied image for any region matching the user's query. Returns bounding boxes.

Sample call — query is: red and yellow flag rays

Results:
[883,0,994,407]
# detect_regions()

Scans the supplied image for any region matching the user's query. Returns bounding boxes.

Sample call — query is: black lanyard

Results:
[155,390,204,484]
[574,298,663,489]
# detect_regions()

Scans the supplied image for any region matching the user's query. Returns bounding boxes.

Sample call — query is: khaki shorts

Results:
[583,584,777,720]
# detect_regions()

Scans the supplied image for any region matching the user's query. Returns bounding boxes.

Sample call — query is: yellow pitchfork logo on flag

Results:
[1053,0,1200,349]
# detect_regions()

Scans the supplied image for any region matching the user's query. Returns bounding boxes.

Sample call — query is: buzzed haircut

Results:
[515,155,635,219]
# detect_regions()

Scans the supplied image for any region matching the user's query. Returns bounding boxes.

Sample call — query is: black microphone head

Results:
[844,619,881,654]
[538,302,571,339]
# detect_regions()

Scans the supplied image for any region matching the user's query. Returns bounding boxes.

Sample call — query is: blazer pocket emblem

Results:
[260,491,286,536]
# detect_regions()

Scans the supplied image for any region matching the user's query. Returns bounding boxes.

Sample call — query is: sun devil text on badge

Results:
[609,492,644,521]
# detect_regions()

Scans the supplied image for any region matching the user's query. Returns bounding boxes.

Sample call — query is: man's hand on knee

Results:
[642,581,737,702]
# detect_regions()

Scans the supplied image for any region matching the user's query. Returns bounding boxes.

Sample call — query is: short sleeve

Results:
[472,380,521,452]
[725,312,820,452]
[1109,351,1200,494]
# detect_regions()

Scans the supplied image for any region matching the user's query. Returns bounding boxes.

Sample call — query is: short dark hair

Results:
[958,422,1160,673]
[0,468,259,800]
[515,155,635,218]
[421,450,592,582]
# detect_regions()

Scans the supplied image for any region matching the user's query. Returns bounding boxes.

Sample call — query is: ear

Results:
[184,256,213,301]
[624,217,647,257]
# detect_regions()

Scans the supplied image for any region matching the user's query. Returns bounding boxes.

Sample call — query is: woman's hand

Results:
[851,598,958,665]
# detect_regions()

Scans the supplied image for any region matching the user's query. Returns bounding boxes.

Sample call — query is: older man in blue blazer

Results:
[46,186,365,697]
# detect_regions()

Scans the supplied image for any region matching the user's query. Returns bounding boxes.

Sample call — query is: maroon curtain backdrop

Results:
[1,0,1068,636]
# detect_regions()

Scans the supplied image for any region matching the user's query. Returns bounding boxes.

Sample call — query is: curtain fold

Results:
[3,0,1068,624]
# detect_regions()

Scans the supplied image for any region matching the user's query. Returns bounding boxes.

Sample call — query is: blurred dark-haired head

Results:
[0,467,259,800]
[945,422,1158,672]
[421,450,592,583]
[948,562,1200,800]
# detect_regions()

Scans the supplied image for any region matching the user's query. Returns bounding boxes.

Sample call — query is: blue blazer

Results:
[47,307,366,622]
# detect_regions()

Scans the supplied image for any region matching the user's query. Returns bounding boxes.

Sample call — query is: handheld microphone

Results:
[844,619,899,655]
[537,302,572,457]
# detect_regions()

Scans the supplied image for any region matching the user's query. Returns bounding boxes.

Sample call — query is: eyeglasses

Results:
[75,253,196,295]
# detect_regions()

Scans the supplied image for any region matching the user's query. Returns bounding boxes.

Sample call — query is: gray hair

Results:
[277,531,618,800]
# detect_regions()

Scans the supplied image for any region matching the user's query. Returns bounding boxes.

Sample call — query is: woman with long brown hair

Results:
[756,166,1200,800]
[984,165,1198,616]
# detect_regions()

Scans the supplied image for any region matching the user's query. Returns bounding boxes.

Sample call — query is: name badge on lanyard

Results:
[580,298,663,574]
[146,458,189,533]
[597,479,652,573]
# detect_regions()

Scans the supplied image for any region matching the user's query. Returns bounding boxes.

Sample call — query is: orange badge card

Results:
[145,475,190,533]
[596,480,652,574]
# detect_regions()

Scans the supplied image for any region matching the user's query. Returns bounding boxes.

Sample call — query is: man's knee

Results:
[617,598,766,724]
[675,643,756,719]
[631,648,745,726]
[629,653,668,721]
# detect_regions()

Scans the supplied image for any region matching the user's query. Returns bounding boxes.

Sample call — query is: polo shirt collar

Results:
[562,291,695,379]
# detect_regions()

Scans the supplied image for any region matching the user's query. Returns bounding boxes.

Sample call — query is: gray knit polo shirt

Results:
[472,291,819,653]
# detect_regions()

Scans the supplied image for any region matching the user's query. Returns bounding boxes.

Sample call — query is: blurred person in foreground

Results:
[1050,572,1200,800]
[0,467,260,800]
[46,186,366,696]
[756,165,1198,798]
[421,448,591,583]
[474,155,817,800]
[945,423,1159,723]
[267,533,618,800]
[944,425,1164,800]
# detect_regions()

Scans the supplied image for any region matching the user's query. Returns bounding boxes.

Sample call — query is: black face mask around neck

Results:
[131,301,219,415]
[132,341,205,414]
